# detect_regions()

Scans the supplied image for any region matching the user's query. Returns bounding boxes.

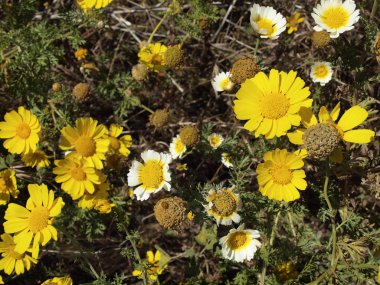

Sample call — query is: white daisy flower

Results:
[212,72,234,92]
[221,153,233,168]
[169,135,186,159]
[249,4,287,39]
[312,0,360,38]
[219,224,261,263]
[208,133,224,149]
[310,61,333,86]
[127,150,172,201]
[206,188,241,226]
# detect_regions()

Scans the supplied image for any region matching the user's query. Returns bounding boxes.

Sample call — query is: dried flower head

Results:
[303,123,341,160]
[311,31,332,48]
[154,196,187,230]
[132,63,148,81]
[164,45,184,68]
[72,83,90,101]
[149,109,171,128]
[230,57,260,84]
[179,125,199,146]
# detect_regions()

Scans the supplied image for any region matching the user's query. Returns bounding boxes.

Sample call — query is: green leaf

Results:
[195,223,218,250]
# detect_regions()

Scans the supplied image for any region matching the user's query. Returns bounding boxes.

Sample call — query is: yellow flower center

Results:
[139,160,164,189]
[174,139,186,154]
[211,190,237,217]
[109,137,121,151]
[314,65,329,79]
[260,93,290,119]
[70,166,86,181]
[75,136,96,157]
[210,137,219,145]
[321,6,349,29]
[227,231,248,250]
[8,247,23,260]
[29,206,49,233]
[270,164,293,184]
[219,78,231,90]
[16,122,31,139]
[255,17,276,36]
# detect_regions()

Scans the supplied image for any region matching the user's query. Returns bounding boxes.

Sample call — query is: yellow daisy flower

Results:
[169,135,186,159]
[286,12,305,34]
[132,250,167,281]
[312,0,360,38]
[138,43,168,72]
[206,188,241,226]
[219,224,261,263]
[128,150,172,201]
[106,124,132,157]
[74,48,88,61]
[0,233,37,275]
[94,199,115,214]
[0,169,19,205]
[76,0,112,10]
[60,117,110,169]
[41,276,73,285]
[257,149,307,202]
[53,157,101,200]
[0,276,3,284]
[250,4,286,39]
[208,133,224,149]
[3,183,64,258]
[0,106,41,155]
[21,149,51,168]
[233,69,312,139]
[287,104,375,162]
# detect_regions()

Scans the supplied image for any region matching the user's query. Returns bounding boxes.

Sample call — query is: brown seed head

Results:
[303,123,341,160]
[230,57,260,84]
[72,83,90,101]
[132,63,148,81]
[154,196,187,230]
[164,45,184,68]
[149,109,171,128]
[179,125,199,146]
[311,31,332,48]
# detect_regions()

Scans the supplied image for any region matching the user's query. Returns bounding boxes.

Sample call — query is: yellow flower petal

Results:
[337,106,368,131]
[299,107,318,128]
[330,102,340,121]
[287,129,305,145]
[343,129,375,144]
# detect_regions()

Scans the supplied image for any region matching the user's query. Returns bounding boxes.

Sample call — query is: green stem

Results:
[125,229,147,285]
[148,12,169,44]
[337,264,378,270]
[140,104,154,114]
[370,0,378,20]
[254,38,260,58]
[179,33,190,48]
[308,161,338,285]
[287,211,297,241]
[323,162,337,267]
[259,210,281,285]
